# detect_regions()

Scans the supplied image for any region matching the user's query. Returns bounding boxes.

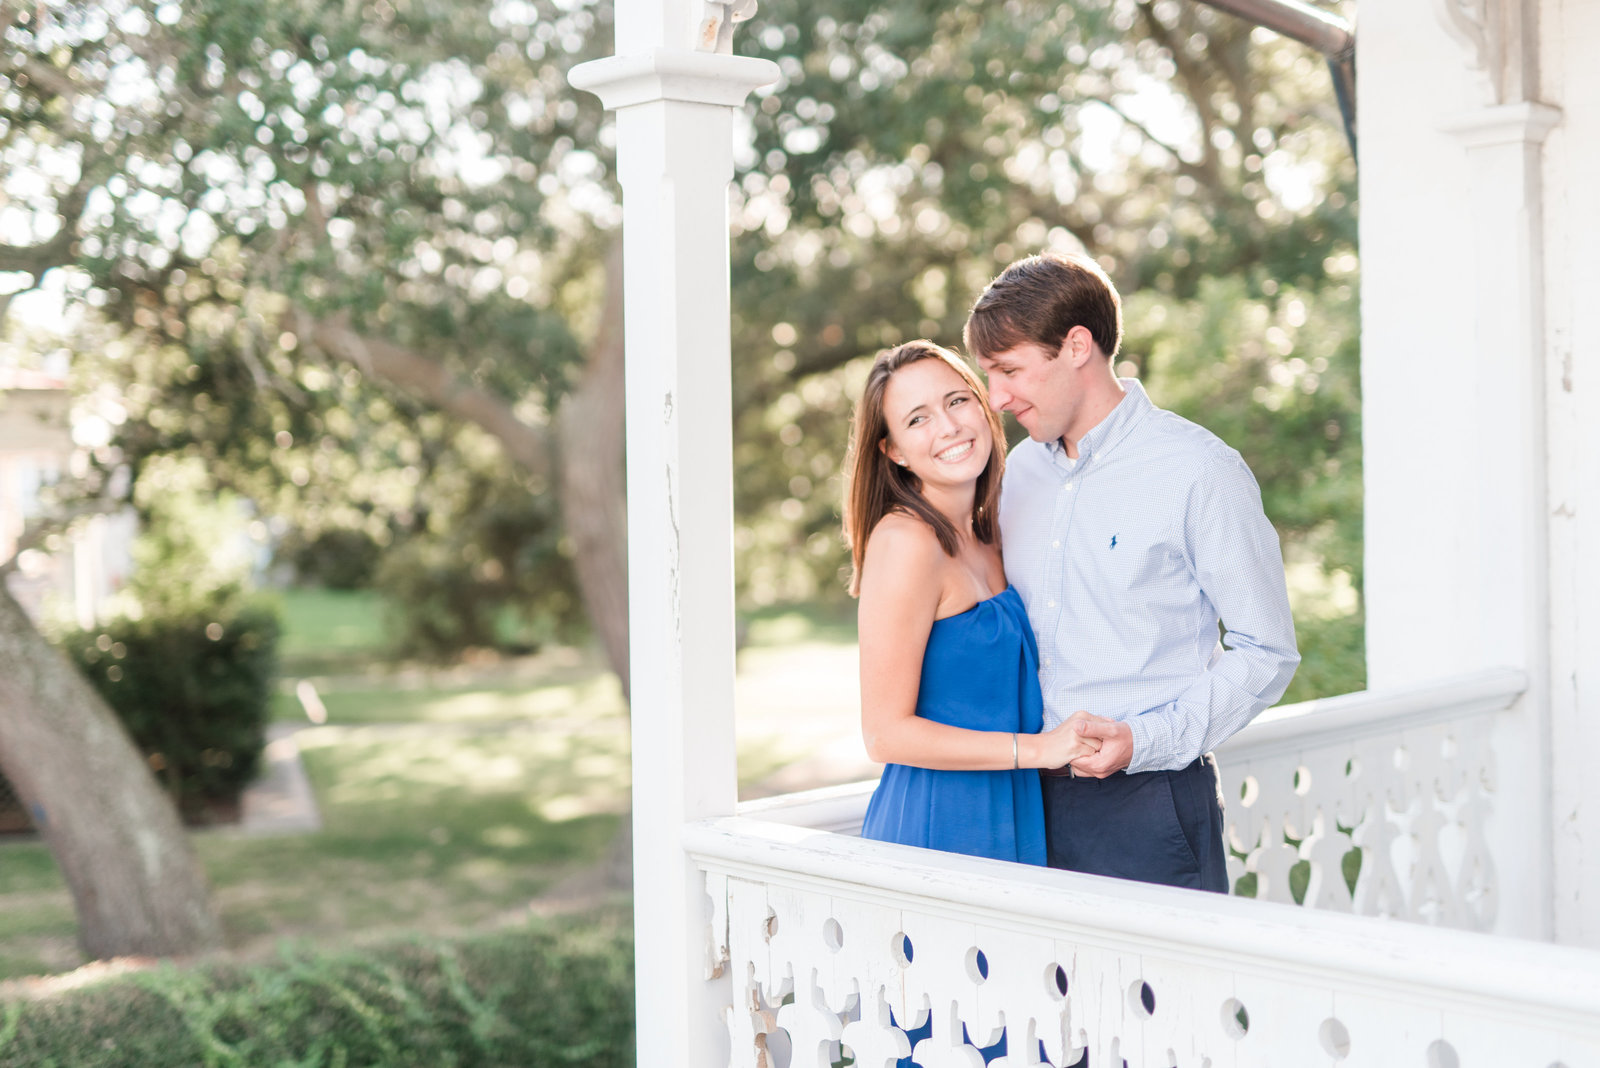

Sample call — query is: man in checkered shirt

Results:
[966,253,1300,892]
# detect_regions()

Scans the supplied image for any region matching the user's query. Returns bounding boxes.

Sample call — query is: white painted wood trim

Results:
[687,815,1600,1023]
[1438,99,1563,145]
[738,778,877,831]
[1216,666,1526,762]
[569,50,779,109]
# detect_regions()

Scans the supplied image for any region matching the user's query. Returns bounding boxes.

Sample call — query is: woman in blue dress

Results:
[842,341,1095,1066]
[842,340,1098,862]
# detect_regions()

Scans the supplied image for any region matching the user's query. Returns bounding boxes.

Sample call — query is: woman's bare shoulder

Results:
[864,510,944,561]
[859,511,945,619]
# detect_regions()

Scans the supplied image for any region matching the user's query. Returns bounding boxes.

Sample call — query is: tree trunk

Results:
[555,240,630,699]
[0,585,221,959]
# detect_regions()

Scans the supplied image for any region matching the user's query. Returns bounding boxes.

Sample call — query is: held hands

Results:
[1066,711,1134,778]
[1036,711,1102,769]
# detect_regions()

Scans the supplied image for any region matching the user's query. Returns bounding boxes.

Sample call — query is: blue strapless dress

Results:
[859,585,1047,866]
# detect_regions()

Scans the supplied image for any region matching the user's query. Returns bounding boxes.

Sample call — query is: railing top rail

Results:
[1216,665,1527,762]
[687,812,1600,1026]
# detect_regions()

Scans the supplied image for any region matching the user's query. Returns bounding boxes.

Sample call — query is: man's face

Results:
[975,340,1078,444]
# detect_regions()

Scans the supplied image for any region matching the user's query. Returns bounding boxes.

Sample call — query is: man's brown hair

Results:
[964,252,1123,361]
[841,341,1005,596]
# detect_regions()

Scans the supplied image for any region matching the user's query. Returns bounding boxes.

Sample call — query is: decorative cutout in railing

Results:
[1213,669,1525,930]
[692,813,1600,1068]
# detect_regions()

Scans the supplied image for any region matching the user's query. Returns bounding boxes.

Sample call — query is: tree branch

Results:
[0,230,75,278]
[0,167,96,285]
[1084,95,1212,187]
[1136,0,1225,193]
[12,56,82,102]
[294,309,552,480]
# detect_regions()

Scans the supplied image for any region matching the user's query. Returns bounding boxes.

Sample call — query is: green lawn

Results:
[272,587,394,673]
[0,723,628,979]
[273,649,625,726]
[0,592,867,981]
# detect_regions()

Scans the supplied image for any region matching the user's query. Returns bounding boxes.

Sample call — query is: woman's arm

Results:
[857,517,1098,771]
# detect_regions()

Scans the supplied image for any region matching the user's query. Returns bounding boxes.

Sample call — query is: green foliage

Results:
[0,922,634,1068]
[282,529,384,591]
[121,456,261,617]
[40,454,284,819]
[58,597,281,821]
[3,0,611,655]
[375,452,585,661]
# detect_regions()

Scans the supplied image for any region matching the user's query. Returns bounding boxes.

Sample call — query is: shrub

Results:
[57,598,281,823]
[0,921,635,1068]
[282,527,385,590]
[376,470,585,662]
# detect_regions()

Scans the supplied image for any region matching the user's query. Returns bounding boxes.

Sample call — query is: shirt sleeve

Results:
[1124,452,1301,773]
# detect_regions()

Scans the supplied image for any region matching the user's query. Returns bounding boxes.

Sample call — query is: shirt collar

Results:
[1045,378,1153,465]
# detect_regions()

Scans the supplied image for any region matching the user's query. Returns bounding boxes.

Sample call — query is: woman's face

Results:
[880,357,994,491]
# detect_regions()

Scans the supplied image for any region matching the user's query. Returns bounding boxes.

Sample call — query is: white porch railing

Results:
[693,815,1600,1068]
[743,668,1530,933]
[698,669,1597,1066]
[1213,667,1526,930]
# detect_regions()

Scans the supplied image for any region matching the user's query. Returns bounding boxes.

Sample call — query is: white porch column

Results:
[569,7,778,1064]
[1433,100,1561,942]
[1540,0,1600,950]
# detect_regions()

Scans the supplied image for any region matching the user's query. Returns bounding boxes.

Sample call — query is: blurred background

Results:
[0,0,1357,1060]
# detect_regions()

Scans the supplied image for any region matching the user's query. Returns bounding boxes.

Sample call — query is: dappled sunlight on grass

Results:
[0,724,628,978]
[274,664,627,727]
[297,726,631,824]
[742,601,858,648]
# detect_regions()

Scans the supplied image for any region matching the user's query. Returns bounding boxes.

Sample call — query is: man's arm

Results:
[1071,452,1300,777]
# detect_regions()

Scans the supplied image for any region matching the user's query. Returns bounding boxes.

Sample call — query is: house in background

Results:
[0,366,135,629]
[567,0,1600,1064]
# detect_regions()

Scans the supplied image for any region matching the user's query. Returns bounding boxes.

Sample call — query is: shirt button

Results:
[1043,658,1052,667]
[1047,600,1056,608]
[1051,540,1060,549]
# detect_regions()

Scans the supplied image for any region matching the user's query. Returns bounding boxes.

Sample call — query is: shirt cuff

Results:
[1124,713,1157,776]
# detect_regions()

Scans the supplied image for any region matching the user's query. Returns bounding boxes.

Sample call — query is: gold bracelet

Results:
[1012,732,1019,770]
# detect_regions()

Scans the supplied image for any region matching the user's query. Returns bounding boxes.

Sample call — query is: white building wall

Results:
[1542,0,1600,949]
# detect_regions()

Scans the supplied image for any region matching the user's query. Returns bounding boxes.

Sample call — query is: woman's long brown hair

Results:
[842,340,1006,596]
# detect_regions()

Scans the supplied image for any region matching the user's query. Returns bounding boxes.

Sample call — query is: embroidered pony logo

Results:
[1109,534,1118,549]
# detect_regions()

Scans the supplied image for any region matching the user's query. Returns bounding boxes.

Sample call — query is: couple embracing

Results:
[845,252,1301,894]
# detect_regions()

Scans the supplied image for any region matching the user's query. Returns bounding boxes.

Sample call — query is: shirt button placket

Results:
[1050,473,1077,691]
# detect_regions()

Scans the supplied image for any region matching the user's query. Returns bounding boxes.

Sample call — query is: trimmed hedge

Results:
[0,921,634,1067]
[56,598,280,823]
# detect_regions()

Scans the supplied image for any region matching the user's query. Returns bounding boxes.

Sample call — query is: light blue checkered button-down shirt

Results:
[999,379,1300,774]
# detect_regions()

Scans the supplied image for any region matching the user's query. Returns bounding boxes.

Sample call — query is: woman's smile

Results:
[935,439,975,464]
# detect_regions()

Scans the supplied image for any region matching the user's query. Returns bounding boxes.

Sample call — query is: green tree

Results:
[1,0,627,676]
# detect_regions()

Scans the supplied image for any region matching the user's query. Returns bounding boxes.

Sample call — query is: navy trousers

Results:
[1040,754,1229,894]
